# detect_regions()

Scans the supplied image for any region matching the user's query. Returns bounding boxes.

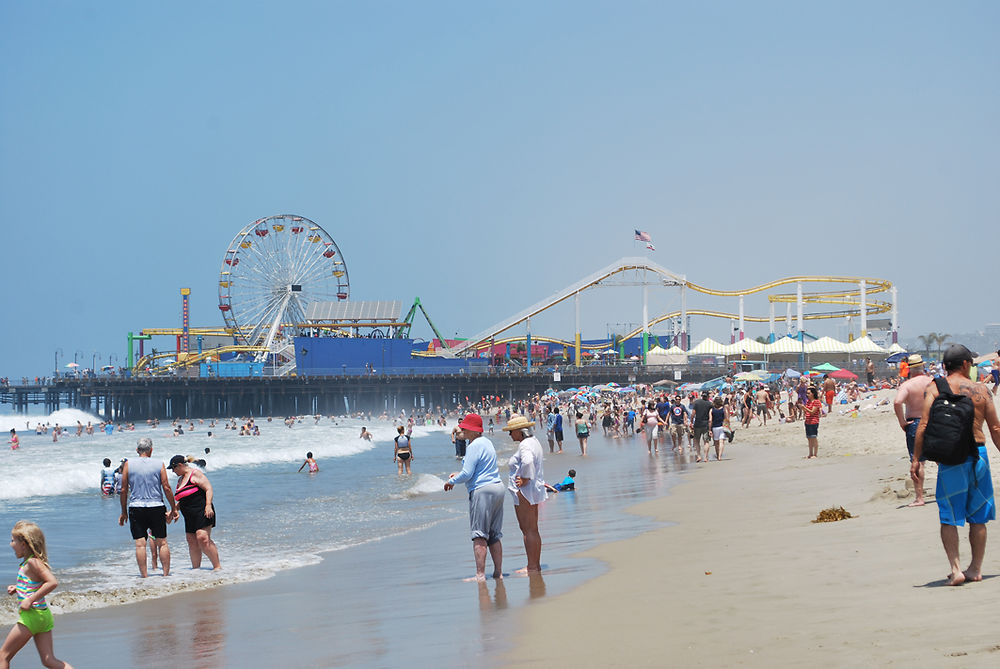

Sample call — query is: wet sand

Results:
[510,390,1000,667]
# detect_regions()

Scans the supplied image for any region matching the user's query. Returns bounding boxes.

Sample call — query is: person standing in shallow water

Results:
[444,414,504,582]
[503,414,547,573]
[394,426,413,475]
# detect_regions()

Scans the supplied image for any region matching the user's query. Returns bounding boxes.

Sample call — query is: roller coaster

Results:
[449,257,896,365]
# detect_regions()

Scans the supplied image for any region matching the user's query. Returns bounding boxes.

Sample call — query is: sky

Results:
[1,1,998,378]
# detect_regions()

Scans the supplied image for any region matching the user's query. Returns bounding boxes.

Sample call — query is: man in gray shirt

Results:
[118,437,178,577]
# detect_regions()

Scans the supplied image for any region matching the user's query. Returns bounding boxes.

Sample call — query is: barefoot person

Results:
[118,438,178,578]
[803,387,822,459]
[503,414,547,573]
[444,414,504,582]
[912,344,1000,586]
[893,354,932,507]
[822,374,837,414]
[168,455,221,571]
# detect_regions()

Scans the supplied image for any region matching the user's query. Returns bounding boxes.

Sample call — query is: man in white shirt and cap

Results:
[503,413,548,573]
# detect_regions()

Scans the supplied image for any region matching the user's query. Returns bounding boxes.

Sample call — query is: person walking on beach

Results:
[0,521,74,669]
[168,455,221,571]
[803,387,822,459]
[574,412,589,456]
[118,437,178,578]
[865,357,875,386]
[669,395,689,452]
[545,407,557,453]
[893,354,932,507]
[394,426,413,475]
[691,391,713,452]
[913,344,1000,586]
[552,408,564,453]
[705,396,730,462]
[444,414,504,582]
[640,401,659,454]
[503,414,547,573]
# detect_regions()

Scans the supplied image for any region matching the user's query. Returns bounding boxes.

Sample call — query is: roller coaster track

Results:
[449,257,893,357]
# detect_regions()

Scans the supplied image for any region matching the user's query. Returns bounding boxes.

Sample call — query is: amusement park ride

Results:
[128,216,898,377]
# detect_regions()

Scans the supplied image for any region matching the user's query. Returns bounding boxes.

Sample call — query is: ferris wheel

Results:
[218,215,350,358]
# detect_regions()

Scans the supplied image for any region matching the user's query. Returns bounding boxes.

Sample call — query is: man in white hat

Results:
[445,413,504,581]
[502,414,547,573]
[893,354,932,506]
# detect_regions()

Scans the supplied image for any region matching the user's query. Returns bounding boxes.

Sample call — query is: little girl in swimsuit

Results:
[298,452,319,473]
[3,521,74,668]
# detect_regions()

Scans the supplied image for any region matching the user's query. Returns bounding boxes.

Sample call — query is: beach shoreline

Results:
[508,390,1000,667]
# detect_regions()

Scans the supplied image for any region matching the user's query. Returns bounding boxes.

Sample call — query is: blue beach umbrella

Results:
[785,369,801,378]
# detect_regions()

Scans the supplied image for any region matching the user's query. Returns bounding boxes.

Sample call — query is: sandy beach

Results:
[510,389,1000,668]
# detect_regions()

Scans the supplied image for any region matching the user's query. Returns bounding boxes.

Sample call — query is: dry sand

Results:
[509,389,1000,667]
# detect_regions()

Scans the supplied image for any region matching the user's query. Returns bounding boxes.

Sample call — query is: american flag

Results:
[634,229,652,242]
[645,242,656,251]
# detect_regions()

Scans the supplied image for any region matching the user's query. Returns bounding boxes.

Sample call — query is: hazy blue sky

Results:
[2,1,997,378]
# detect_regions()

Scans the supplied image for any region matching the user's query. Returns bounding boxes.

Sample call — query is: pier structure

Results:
[0,366,715,421]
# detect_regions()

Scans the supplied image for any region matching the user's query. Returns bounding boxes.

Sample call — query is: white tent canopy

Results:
[646,345,688,365]
[804,336,852,354]
[887,342,907,354]
[764,336,806,354]
[846,336,887,354]
[688,338,729,355]
[721,339,768,356]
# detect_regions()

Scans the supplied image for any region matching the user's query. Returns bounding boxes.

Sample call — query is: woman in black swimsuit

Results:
[394,426,414,475]
[168,454,221,570]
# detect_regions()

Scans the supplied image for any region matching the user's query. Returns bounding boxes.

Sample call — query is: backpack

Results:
[922,377,976,465]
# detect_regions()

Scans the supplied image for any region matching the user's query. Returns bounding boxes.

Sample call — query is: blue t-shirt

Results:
[448,436,501,493]
[669,403,688,425]
[656,401,671,420]
[553,413,563,431]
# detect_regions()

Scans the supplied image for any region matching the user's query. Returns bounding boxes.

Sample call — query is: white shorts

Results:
[711,426,727,441]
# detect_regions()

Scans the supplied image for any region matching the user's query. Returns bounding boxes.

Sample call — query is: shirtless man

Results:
[822,375,837,414]
[754,386,769,426]
[893,354,933,507]
[912,345,1000,586]
[865,357,875,386]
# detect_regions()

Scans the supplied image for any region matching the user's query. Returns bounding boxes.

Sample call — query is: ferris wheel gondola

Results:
[218,215,349,360]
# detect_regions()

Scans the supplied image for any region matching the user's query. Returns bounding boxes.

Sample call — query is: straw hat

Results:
[502,414,535,432]
[906,354,924,366]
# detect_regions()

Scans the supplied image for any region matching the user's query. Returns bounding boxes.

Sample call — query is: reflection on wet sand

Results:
[132,596,226,667]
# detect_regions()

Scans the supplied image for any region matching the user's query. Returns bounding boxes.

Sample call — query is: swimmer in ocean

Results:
[359,427,373,441]
[298,452,319,473]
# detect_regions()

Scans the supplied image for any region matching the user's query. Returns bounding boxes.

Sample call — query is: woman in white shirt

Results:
[502,414,547,573]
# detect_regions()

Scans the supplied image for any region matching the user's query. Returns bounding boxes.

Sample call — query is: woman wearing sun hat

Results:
[503,414,547,573]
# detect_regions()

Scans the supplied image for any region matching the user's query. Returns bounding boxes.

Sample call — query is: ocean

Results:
[1,407,690,667]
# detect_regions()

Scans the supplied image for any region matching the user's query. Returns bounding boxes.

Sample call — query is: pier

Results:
[0,366,718,421]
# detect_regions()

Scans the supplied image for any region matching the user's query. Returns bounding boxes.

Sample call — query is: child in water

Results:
[8,429,18,450]
[298,452,319,473]
[2,520,75,668]
[545,469,576,493]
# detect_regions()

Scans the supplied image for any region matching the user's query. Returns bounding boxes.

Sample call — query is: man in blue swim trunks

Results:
[913,344,1000,586]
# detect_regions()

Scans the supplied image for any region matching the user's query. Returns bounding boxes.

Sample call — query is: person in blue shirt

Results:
[545,469,576,493]
[444,413,504,581]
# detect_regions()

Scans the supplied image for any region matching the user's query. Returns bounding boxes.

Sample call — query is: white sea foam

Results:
[401,473,447,496]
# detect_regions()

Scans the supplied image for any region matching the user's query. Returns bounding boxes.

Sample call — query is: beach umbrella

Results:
[734,371,759,381]
[829,369,858,380]
[607,381,620,387]
[811,362,840,372]
[65,362,79,368]
[784,368,801,378]
[885,351,910,364]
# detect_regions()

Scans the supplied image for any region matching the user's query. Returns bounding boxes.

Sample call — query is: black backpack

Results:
[922,377,976,465]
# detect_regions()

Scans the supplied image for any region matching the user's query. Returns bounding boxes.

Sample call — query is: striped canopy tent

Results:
[688,338,729,356]
[886,342,907,354]
[804,336,852,354]
[764,336,806,355]
[846,336,887,355]
[721,339,768,356]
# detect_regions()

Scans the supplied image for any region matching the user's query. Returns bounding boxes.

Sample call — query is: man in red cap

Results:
[445,413,504,581]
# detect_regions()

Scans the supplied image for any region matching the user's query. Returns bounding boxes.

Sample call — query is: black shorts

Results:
[129,506,168,540]
[181,504,216,534]
[554,429,564,441]
[805,423,819,438]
